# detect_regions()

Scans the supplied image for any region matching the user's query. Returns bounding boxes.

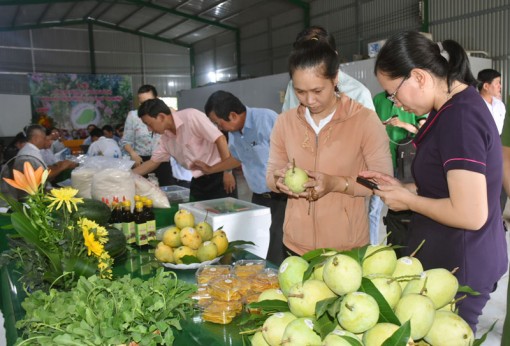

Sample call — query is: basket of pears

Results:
[154,209,253,269]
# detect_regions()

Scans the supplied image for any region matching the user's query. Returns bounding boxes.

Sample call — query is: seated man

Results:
[1,125,77,203]
[87,128,122,158]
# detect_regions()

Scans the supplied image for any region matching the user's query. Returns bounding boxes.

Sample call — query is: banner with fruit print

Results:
[28,73,133,130]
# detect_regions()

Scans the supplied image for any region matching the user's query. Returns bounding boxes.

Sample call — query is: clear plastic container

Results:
[209,275,242,302]
[232,259,266,278]
[250,268,280,293]
[195,264,232,284]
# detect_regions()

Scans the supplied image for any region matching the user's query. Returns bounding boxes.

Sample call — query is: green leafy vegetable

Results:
[15,268,196,346]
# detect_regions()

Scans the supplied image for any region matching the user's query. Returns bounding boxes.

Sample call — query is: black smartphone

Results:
[356,176,380,190]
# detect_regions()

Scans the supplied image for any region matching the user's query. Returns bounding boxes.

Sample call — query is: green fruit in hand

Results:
[258,288,287,302]
[174,209,195,229]
[392,256,424,290]
[284,166,308,193]
[424,311,474,346]
[196,221,213,241]
[394,293,436,340]
[287,279,336,317]
[196,241,218,262]
[362,245,397,276]
[323,254,362,296]
[278,256,309,296]
[281,318,321,346]
[337,292,379,334]
[262,312,297,346]
[402,268,459,309]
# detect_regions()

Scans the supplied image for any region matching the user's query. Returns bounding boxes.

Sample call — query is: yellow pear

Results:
[162,226,182,247]
[211,232,229,255]
[180,226,202,250]
[173,246,197,264]
[154,242,174,263]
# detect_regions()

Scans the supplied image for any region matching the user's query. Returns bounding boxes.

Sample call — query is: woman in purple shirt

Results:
[361,31,508,332]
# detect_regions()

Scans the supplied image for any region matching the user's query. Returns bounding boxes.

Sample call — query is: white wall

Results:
[0,94,31,137]
[178,73,290,113]
[178,57,492,112]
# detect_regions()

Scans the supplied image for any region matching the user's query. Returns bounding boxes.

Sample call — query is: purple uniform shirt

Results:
[409,86,508,329]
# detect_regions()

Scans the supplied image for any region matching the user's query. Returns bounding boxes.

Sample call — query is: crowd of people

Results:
[0,26,509,337]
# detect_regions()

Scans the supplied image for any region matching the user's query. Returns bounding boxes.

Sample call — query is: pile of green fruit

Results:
[155,209,229,264]
[248,243,480,346]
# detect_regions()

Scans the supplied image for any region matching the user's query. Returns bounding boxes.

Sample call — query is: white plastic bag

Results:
[72,156,134,200]
[133,174,170,208]
[91,168,136,207]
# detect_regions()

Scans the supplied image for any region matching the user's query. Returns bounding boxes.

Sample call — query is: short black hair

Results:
[138,98,171,118]
[102,124,114,133]
[204,90,246,121]
[25,125,46,141]
[137,84,158,98]
[90,128,103,138]
[477,69,501,91]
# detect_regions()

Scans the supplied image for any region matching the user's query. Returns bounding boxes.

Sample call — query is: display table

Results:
[0,212,276,346]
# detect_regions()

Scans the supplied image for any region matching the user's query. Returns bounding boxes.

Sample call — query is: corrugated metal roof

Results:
[0,0,312,47]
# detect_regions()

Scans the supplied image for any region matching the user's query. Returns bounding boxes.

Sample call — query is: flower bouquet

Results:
[0,161,113,291]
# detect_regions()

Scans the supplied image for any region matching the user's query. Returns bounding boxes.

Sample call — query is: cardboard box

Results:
[179,197,271,259]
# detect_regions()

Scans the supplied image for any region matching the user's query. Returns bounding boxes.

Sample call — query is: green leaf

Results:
[359,277,400,325]
[338,336,363,346]
[473,320,497,346]
[62,256,96,278]
[246,299,290,313]
[338,245,369,264]
[11,211,62,272]
[381,320,411,346]
[326,297,344,319]
[180,255,200,264]
[458,285,480,296]
[315,296,339,319]
[313,313,337,339]
[302,248,338,262]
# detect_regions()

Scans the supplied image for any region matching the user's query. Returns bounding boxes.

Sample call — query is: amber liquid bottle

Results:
[121,200,135,244]
[134,201,148,246]
[144,199,156,242]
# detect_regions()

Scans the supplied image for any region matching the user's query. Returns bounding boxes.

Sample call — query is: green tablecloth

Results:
[0,209,274,346]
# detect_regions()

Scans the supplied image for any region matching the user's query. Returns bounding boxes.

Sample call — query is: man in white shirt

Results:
[87,128,122,158]
[478,69,508,213]
[478,69,506,134]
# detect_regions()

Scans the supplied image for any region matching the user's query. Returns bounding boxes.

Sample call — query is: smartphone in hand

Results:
[356,176,380,190]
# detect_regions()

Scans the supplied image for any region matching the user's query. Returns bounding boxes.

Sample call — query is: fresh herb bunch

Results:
[0,161,113,290]
[15,268,197,346]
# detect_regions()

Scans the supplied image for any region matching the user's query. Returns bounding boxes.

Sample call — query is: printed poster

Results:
[28,73,133,130]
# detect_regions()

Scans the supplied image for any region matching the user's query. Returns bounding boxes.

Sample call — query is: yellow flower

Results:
[47,187,83,212]
[83,228,103,257]
[3,161,48,195]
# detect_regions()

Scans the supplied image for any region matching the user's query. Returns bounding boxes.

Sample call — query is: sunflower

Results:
[47,187,83,212]
[3,161,49,195]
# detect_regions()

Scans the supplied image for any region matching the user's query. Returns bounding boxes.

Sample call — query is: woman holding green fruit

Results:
[266,35,392,256]
[360,31,508,332]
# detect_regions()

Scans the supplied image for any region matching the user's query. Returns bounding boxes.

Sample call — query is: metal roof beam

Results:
[123,0,237,31]
[116,5,143,26]
[134,11,167,31]
[90,18,190,48]
[61,1,78,22]
[36,3,52,24]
